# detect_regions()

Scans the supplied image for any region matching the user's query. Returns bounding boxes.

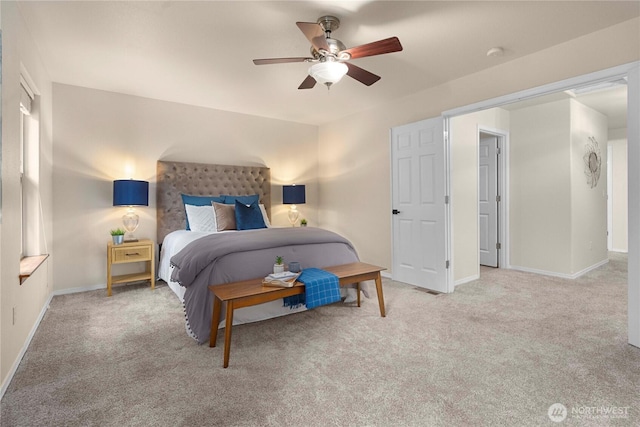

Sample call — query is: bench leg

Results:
[357,283,361,307]
[223,300,234,368]
[375,273,386,317]
[210,296,222,347]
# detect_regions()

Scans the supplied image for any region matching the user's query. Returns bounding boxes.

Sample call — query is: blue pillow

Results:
[222,194,259,205]
[234,200,267,230]
[181,194,225,230]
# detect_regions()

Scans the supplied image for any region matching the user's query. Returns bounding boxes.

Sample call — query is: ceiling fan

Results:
[253,15,403,90]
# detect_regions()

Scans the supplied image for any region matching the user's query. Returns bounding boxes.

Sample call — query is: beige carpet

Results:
[2,253,638,426]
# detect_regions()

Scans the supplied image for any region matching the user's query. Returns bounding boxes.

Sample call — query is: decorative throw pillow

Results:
[181,194,225,230]
[184,204,217,233]
[222,194,259,205]
[235,200,267,230]
[213,202,237,231]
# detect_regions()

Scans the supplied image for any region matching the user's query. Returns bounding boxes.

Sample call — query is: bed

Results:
[156,161,360,343]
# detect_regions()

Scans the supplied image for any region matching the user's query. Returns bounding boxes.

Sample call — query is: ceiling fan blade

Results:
[296,22,330,52]
[343,37,403,60]
[253,57,312,65]
[298,75,317,89]
[345,62,381,86]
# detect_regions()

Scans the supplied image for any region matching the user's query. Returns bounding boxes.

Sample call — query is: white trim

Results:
[454,274,480,288]
[19,63,39,96]
[610,248,628,254]
[510,259,609,280]
[53,283,107,296]
[51,281,151,297]
[381,271,392,280]
[388,128,395,282]
[0,293,53,399]
[627,64,640,348]
[444,118,453,293]
[443,62,637,118]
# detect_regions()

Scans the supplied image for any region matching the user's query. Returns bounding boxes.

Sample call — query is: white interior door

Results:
[391,117,448,293]
[479,135,499,267]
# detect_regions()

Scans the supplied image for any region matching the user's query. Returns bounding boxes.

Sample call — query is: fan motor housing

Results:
[310,37,347,58]
[317,15,340,33]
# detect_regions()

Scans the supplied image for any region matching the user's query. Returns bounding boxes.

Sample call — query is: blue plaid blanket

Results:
[283,268,341,309]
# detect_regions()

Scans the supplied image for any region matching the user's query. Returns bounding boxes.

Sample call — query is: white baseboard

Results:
[509,259,609,280]
[381,271,392,280]
[454,274,480,287]
[53,283,106,296]
[0,292,54,400]
[610,248,628,254]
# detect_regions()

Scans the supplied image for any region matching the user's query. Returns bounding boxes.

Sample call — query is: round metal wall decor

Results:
[583,136,601,189]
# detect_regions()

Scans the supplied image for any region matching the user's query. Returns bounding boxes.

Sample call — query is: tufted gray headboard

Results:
[156,161,271,244]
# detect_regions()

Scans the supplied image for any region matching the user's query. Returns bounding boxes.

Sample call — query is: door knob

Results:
[392,209,401,215]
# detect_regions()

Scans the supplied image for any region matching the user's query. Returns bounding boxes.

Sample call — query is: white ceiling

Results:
[17,1,639,126]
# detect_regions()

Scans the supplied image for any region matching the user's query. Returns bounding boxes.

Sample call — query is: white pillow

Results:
[259,204,271,227]
[185,204,218,232]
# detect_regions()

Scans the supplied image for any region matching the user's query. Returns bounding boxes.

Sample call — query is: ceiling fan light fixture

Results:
[308,61,348,88]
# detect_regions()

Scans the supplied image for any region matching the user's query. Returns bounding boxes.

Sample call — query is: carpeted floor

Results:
[1,253,638,426]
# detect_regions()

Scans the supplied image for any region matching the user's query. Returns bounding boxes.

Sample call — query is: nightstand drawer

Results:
[112,245,151,262]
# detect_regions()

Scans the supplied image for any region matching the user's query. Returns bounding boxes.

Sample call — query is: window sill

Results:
[19,254,49,285]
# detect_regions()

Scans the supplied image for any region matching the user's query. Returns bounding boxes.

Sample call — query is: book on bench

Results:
[262,271,301,288]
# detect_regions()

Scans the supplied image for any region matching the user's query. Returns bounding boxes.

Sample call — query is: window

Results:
[20,77,35,257]
[19,72,49,284]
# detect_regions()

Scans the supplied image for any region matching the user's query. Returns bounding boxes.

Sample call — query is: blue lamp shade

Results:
[282,185,305,205]
[113,180,149,206]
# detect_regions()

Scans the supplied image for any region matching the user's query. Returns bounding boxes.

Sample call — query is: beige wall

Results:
[570,99,609,273]
[1,2,54,390]
[609,135,628,252]
[510,100,573,274]
[52,84,318,292]
[318,18,639,277]
[503,98,608,276]
[450,108,509,283]
[451,100,609,280]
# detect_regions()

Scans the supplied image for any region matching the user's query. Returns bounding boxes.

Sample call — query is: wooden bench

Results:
[208,262,386,368]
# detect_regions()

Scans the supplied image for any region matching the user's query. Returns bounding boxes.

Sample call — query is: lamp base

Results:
[124,238,139,243]
[122,209,140,242]
[288,205,300,227]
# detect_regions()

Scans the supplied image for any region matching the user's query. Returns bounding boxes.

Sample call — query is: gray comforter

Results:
[170,227,359,343]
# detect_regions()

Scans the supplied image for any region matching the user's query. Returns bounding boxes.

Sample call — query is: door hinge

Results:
[445,195,449,204]
[497,147,501,155]
[496,195,501,202]
[496,243,501,250]
[446,260,450,269]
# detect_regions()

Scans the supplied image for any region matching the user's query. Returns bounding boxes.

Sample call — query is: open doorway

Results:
[451,78,626,282]
[444,63,639,347]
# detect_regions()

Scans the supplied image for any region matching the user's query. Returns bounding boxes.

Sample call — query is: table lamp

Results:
[113,179,149,242]
[282,184,305,227]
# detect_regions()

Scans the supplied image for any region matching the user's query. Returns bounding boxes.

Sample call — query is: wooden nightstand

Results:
[106,239,155,296]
